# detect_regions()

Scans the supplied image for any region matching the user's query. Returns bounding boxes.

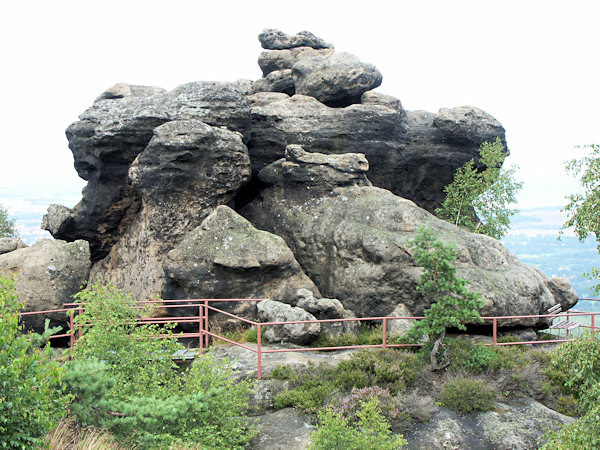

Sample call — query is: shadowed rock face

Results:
[241,146,577,325]
[88,120,251,301]
[43,82,251,262]
[163,206,320,313]
[245,95,506,213]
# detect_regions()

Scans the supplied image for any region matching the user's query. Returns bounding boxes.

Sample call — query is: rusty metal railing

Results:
[14,298,600,379]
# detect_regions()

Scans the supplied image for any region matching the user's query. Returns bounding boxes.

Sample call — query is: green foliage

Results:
[0,276,70,448]
[0,204,17,238]
[269,364,296,380]
[309,397,407,450]
[71,281,183,398]
[66,281,254,449]
[274,379,338,413]
[273,350,422,412]
[313,324,385,348]
[436,138,522,239]
[28,318,63,348]
[336,349,421,393]
[405,227,485,368]
[561,143,600,295]
[244,324,265,343]
[541,333,600,448]
[548,331,600,402]
[440,377,496,412]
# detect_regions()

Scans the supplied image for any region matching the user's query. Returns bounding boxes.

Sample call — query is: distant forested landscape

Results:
[502,206,600,312]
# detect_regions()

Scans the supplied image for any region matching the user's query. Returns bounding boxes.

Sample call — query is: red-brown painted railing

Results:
[14,298,600,379]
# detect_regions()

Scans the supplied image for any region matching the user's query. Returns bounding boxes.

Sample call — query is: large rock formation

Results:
[39,28,577,332]
[163,205,319,324]
[88,119,251,300]
[244,95,505,213]
[241,146,577,326]
[43,81,251,262]
[0,239,91,331]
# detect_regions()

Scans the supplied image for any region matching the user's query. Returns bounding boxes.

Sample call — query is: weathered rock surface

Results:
[251,69,295,96]
[94,83,167,102]
[387,303,416,338]
[257,299,320,344]
[88,120,250,301]
[163,206,320,324]
[544,277,578,311]
[0,239,91,331]
[0,238,27,255]
[247,95,505,213]
[242,147,576,326]
[249,408,315,450]
[296,288,360,338]
[403,399,572,449]
[43,81,251,261]
[258,47,334,77]
[258,28,332,50]
[292,52,383,107]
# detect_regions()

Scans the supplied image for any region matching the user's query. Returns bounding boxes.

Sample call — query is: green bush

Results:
[542,335,600,448]
[548,331,600,401]
[336,349,421,393]
[0,276,70,448]
[309,397,407,449]
[66,281,255,449]
[440,377,496,412]
[269,364,296,380]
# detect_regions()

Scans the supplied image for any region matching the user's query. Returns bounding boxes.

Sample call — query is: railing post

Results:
[257,323,262,380]
[592,313,596,334]
[198,303,203,354]
[566,310,570,338]
[382,318,387,348]
[204,300,209,348]
[69,308,74,351]
[493,318,497,346]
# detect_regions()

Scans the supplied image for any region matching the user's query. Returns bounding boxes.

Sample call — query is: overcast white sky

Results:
[1,0,598,210]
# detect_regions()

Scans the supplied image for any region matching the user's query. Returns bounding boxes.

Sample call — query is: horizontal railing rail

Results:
[13,298,600,379]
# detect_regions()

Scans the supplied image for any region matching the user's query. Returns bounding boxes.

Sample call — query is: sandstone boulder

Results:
[242,146,576,327]
[88,120,251,301]
[403,399,573,449]
[251,69,295,96]
[258,46,334,77]
[94,83,167,102]
[544,277,578,311]
[163,206,320,325]
[0,239,91,331]
[43,82,252,262]
[257,299,320,344]
[292,51,383,107]
[246,95,505,213]
[258,28,332,50]
[387,303,416,338]
[296,288,360,338]
[0,238,27,255]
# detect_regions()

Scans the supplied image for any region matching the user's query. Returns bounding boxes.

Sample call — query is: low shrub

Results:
[0,276,70,448]
[548,331,600,400]
[309,397,407,449]
[336,349,422,393]
[269,364,296,380]
[393,389,437,422]
[274,380,338,413]
[65,281,255,449]
[440,377,496,412]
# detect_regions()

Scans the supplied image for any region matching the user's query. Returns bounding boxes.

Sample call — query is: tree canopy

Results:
[436,138,522,239]
[562,144,600,295]
[0,205,17,238]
